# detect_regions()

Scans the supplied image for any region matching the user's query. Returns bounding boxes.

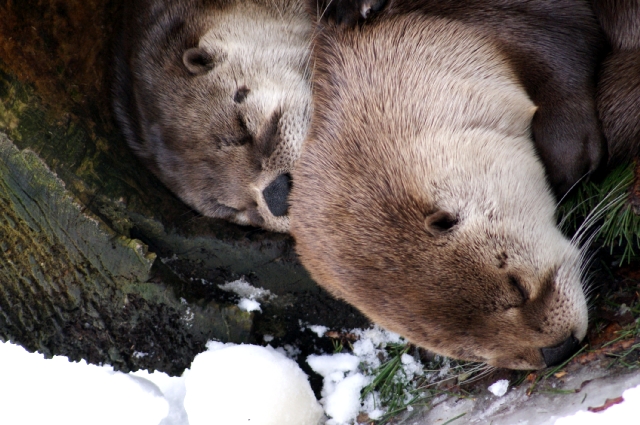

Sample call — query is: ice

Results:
[184,344,323,425]
[488,379,509,397]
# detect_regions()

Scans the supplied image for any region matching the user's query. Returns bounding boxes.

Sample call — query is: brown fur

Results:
[291,11,589,369]
[309,0,607,198]
[594,0,640,162]
[112,0,311,232]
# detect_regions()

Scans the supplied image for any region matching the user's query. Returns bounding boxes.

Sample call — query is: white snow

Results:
[324,374,368,424]
[2,329,640,425]
[219,278,274,313]
[0,341,169,425]
[133,369,189,425]
[488,379,510,397]
[307,325,412,424]
[308,353,361,377]
[308,353,367,424]
[555,383,640,425]
[309,325,329,337]
[185,343,323,425]
[218,278,273,300]
[237,297,261,312]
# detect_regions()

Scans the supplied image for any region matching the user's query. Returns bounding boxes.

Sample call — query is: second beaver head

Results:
[113,0,312,232]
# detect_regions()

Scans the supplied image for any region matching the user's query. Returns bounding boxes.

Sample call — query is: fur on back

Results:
[594,0,640,161]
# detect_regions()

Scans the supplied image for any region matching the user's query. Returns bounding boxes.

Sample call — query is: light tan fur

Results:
[291,15,588,369]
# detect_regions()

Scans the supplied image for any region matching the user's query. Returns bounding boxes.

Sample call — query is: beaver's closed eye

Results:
[425,210,458,235]
[509,275,530,303]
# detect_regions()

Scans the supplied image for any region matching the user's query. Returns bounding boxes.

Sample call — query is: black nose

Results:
[541,335,580,367]
[262,173,292,217]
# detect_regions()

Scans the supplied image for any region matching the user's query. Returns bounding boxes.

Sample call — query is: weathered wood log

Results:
[0,0,368,375]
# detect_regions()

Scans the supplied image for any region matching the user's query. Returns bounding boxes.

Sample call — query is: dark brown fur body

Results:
[310,0,607,198]
[594,0,640,161]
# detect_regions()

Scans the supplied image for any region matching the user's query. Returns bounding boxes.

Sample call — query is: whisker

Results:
[556,171,591,208]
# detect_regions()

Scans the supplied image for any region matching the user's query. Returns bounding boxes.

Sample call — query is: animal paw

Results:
[531,98,605,199]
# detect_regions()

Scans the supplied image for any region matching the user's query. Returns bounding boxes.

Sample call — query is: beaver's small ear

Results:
[182,47,223,75]
[425,210,459,236]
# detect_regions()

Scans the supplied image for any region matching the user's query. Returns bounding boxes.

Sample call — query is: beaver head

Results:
[113,0,311,232]
[290,15,588,369]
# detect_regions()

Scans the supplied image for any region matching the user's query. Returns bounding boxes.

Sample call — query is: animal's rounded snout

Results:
[540,335,580,367]
[262,173,292,217]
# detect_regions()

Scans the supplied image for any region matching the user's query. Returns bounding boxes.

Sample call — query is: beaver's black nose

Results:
[263,173,291,217]
[541,335,580,367]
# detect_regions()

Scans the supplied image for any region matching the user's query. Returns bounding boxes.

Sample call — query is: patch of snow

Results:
[555,383,640,425]
[132,369,189,425]
[362,392,385,420]
[0,341,168,425]
[219,278,275,313]
[618,303,631,315]
[307,325,423,423]
[324,373,368,424]
[218,278,273,301]
[181,306,195,326]
[488,379,510,397]
[237,297,261,312]
[184,344,323,425]
[263,334,274,342]
[308,353,368,424]
[276,343,301,360]
[309,325,329,337]
[308,353,361,377]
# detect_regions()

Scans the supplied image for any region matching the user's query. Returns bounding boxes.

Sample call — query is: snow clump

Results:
[307,325,423,424]
[0,342,168,425]
[237,297,261,312]
[218,278,275,313]
[185,342,323,425]
[307,353,368,424]
[488,379,509,397]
